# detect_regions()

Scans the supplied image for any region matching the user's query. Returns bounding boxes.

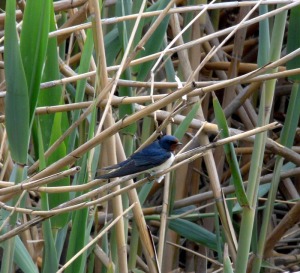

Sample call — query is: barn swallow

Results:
[97,135,182,182]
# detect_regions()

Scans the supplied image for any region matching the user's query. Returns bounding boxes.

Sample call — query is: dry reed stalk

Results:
[89,0,129,271]
[0,1,299,272]
[0,122,278,237]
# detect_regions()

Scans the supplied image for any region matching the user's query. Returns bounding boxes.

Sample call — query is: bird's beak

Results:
[171,141,182,152]
[174,142,182,149]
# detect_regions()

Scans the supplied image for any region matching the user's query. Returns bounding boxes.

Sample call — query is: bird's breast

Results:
[150,153,175,172]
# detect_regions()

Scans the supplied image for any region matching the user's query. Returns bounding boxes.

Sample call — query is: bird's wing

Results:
[131,147,171,167]
[97,141,171,179]
[104,142,171,169]
[98,150,171,179]
[97,159,152,179]
[101,158,131,170]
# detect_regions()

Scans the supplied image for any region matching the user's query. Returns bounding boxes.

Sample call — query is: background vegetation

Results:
[0,0,300,272]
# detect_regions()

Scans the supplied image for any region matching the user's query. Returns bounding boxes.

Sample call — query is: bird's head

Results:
[159,135,182,152]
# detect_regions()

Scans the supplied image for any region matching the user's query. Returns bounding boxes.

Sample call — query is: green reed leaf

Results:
[4,0,29,164]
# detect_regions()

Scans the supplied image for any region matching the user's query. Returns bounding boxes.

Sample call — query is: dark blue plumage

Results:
[97,135,181,181]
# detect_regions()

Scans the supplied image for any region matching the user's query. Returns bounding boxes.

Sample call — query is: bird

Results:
[97,135,182,183]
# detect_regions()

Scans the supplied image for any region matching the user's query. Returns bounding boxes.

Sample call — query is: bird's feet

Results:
[145,172,165,183]
[145,172,154,182]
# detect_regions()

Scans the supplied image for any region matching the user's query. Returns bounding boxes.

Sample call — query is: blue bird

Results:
[97,135,182,182]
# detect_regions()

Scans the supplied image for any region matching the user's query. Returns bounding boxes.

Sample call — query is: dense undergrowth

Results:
[0,1,300,272]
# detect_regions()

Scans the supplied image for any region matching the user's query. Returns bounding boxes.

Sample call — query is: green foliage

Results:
[287,5,300,81]
[169,218,218,252]
[20,0,50,124]
[135,0,171,81]
[212,94,249,207]
[4,0,29,164]
[2,1,300,272]
[38,2,63,150]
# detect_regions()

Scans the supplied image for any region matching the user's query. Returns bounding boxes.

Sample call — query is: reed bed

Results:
[0,0,300,272]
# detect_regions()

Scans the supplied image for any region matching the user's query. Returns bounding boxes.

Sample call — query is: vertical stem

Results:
[157,115,172,268]
[1,164,25,273]
[157,172,170,267]
[236,6,288,273]
[89,1,128,272]
[235,90,267,273]
[251,81,300,273]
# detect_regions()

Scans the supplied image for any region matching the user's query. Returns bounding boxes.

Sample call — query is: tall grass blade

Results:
[251,9,300,267]
[212,94,249,207]
[1,164,27,273]
[136,0,171,81]
[38,2,64,150]
[174,102,200,140]
[104,28,122,66]
[65,156,89,273]
[68,29,94,152]
[4,0,29,164]
[286,5,300,82]
[116,1,137,136]
[2,1,30,269]
[13,237,39,273]
[20,0,50,124]
[48,111,70,229]
[36,120,59,273]
[257,5,270,67]
[169,218,218,252]
[236,5,288,272]
[65,104,99,273]
[235,89,267,273]
[223,244,234,273]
